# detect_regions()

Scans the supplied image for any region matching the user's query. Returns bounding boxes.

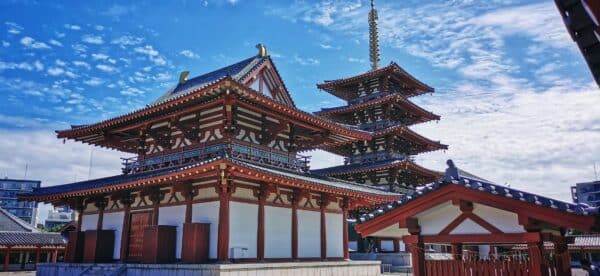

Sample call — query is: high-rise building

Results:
[44,206,75,230]
[571,180,600,207]
[0,178,40,224]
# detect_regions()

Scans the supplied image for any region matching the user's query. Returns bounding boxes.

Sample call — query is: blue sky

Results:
[1,0,599,222]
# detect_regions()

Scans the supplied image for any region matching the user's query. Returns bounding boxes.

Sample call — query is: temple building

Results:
[311,1,447,193]
[19,44,396,275]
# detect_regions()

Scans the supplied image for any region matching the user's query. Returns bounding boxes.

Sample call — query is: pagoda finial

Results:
[368,0,380,70]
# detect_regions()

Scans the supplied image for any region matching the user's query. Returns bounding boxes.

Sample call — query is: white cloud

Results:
[64,24,81,30]
[0,61,34,71]
[319,43,340,50]
[33,60,43,71]
[91,53,109,60]
[48,39,63,47]
[95,25,105,31]
[1,41,9,47]
[55,59,67,67]
[82,34,104,44]
[47,67,64,76]
[5,22,23,34]
[96,64,117,73]
[72,61,91,70]
[179,49,200,59]
[347,57,365,63]
[20,36,50,49]
[111,35,144,48]
[134,45,167,66]
[84,77,104,86]
[120,87,145,96]
[292,54,320,66]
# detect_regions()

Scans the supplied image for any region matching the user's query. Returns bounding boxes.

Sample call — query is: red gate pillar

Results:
[527,241,545,276]
[404,235,425,276]
[554,236,572,276]
[3,247,10,271]
[451,243,463,260]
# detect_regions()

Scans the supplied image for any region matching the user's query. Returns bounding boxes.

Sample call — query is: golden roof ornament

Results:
[179,71,190,84]
[369,0,380,70]
[256,43,268,57]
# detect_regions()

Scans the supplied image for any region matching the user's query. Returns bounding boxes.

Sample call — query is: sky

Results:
[0,0,599,224]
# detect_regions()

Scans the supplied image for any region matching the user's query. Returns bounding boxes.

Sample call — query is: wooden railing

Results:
[425,259,530,276]
[121,142,310,174]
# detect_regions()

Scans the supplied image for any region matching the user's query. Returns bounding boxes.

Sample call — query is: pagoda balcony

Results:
[348,91,387,105]
[346,152,410,165]
[121,143,310,174]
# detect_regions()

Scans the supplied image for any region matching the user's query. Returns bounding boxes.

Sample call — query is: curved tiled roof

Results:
[358,160,598,224]
[0,232,65,246]
[0,208,39,232]
[21,156,398,202]
[310,158,442,178]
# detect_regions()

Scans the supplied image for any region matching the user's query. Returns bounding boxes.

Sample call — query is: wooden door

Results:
[127,211,152,261]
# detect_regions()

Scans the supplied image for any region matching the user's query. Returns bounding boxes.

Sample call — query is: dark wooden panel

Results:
[142,225,176,264]
[65,231,85,263]
[127,211,152,262]
[181,223,210,263]
[83,230,115,263]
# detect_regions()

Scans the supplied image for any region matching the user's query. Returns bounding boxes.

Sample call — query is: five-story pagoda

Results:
[312,0,447,193]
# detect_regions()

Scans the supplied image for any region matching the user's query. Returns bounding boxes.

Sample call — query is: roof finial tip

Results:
[179,71,190,85]
[256,43,268,57]
[368,0,380,70]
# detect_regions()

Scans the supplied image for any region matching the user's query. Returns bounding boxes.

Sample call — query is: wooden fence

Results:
[424,258,558,276]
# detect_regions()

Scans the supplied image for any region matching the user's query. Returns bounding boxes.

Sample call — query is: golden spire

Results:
[368,0,380,70]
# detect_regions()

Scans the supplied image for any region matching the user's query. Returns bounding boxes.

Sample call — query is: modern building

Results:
[0,178,40,224]
[44,207,75,230]
[571,180,600,207]
[0,207,65,271]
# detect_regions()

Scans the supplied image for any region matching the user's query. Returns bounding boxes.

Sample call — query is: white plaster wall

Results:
[473,203,524,233]
[80,214,99,231]
[229,202,258,258]
[399,241,406,252]
[416,201,461,235]
[158,205,186,259]
[265,206,291,258]
[192,201,219,259]
[380,240,394,252]
[298,210,320,258]
[102,212,124,259]
[326,213,343,258]
[450,218,490,235]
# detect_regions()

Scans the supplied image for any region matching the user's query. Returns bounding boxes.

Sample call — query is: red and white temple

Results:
[20,44,396,275]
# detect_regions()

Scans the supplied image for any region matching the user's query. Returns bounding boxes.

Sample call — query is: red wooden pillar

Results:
[216,166,235,263]
[404,235,425,276]
[119,193,135,261]
[52,250,58,263]
[451,243,463,260]
[34,247,40,269]
[95,198,108,231]
[4,247,10,272]
[553,236,571,276]
[393,239,400,253]
[255,185,271,262]
[319,195,330,260]
[341,204,349,260]
[527,241,545,276]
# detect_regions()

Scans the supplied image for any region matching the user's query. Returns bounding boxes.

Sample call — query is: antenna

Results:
[23,163,28,179]
[595,162,598,181]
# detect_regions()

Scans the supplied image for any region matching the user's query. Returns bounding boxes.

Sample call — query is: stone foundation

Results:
[37,261,381,276]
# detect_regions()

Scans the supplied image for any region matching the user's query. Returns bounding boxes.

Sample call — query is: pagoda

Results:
[311,0,447,193]
[20,44,397,271]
